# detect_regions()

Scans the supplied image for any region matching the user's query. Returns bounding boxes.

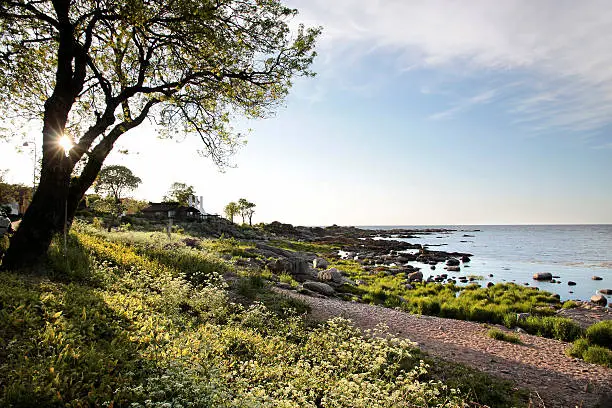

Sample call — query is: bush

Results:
[567,338,590,358]
[562,300,578,309]
[488,328,522,344]
[585,320,612,349]
[582,345,612,367]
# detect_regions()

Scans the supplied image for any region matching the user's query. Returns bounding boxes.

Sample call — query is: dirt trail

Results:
[279,290,612,408]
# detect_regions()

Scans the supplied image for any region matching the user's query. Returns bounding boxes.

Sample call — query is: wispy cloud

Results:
[429,89,496,120]
[289,0,612,135]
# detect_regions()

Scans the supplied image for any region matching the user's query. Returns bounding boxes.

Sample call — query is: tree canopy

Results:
[237,197,255,225]
[94,165,141,202]
[224,201,239,223]
[163,182,195,206]
[0,0,319,269]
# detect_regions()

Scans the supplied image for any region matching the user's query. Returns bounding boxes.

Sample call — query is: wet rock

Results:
[488,274,494,277]
[461,255,471,263]
[590,295,608,307]
[313,257,329,269]
[303,281,335,296]
[592,276,603,281]
[487,282,494,288]
[430,265,436,270]
[599,289,612,295]
[568,281,577,286]
[533,272,553,281]
[446,258,460,267]
[446,266,460,272]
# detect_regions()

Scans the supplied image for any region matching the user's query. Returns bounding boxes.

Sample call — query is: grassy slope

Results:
[0,224,529,407]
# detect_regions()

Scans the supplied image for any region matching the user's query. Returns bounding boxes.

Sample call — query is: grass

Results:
[487,328,522,344]
[0,224,530,407]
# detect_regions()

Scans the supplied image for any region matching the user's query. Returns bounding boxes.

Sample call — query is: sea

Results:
[362,225,612,303]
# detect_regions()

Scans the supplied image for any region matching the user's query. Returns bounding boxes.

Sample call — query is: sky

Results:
[2,0,612,226]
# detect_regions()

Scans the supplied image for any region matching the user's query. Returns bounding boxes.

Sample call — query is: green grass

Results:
[487,328,522,344]
[0,226,531,407]
[567,321,612,368]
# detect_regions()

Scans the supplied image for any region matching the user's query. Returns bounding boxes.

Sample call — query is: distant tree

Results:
[0,0,319,270]
[224,202,239,223]
[164,183,195,206]
[237,198,256,226]
[94,165,141,203]
[122,198,149,215]
[94,165,141,231]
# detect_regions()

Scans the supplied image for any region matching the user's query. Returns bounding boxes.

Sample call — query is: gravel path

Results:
[278,290,612,408]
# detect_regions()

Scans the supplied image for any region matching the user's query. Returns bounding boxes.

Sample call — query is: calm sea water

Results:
[363,225,612,303]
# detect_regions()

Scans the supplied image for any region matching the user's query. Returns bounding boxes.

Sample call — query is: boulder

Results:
[533,272,553,281]
[590,295,608,307]
[461,256,471,263]
[592,276,603,281]
[313,257,330,269]
[486,282,494,288]
[446,266,460,272]
[303,281,335,296]
[446,258,460,267]
[408,271,423,282]
[317,267,344,284]
[568,281,577,286]
[599,289,612,295]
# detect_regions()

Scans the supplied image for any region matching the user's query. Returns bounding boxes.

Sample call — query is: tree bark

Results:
[2,147,72,270]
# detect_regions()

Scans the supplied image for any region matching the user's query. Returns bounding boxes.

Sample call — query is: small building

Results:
[141,202,202,220]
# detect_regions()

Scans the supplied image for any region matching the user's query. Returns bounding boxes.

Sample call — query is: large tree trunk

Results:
[2,154,73,270]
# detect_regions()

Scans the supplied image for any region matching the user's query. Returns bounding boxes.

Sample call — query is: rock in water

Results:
[592,276,603,281]
[599,289,612,295]
[590,295,608,307]
[446,258,460,266]
[567,281,577,286]
[303,281,335,296]
[446,266,460,272]
[533,272,553,281]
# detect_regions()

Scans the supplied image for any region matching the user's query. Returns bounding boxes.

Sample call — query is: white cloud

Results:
[429,89,497,120]
[289,0,612,133]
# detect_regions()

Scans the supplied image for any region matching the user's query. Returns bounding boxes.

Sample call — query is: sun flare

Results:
[58,135,74,154]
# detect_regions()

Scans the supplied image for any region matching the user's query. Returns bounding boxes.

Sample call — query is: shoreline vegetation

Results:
[1,216,611,406]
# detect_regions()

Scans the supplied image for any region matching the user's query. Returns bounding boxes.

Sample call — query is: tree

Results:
[0,1,319,269]
[93,165,141,231]
[237,198,256,226]
[163,182,195,206]
[224,201,239,223]
[94,165,141,203]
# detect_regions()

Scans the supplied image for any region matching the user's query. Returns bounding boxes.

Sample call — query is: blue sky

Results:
[2,0,612,225]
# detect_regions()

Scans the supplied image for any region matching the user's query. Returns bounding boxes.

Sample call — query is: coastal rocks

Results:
[599,289,612,295]
[446,266,460,272]
[408,271,423,282]
[533,272,553,281]
[568,281,577,286]
[313,257,329,269]
[461,255,471,263]
[592,276,603,281]
[303,281,335,296]
[446,258,460,267]
[317,267,344,284]
[590,295,608,307]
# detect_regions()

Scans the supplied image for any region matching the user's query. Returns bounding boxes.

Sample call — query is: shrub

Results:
[585,320,612,349]
[488,328,522,344]
[582,345,612,367]
[567,338,590,358]
[562,300,578,309]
